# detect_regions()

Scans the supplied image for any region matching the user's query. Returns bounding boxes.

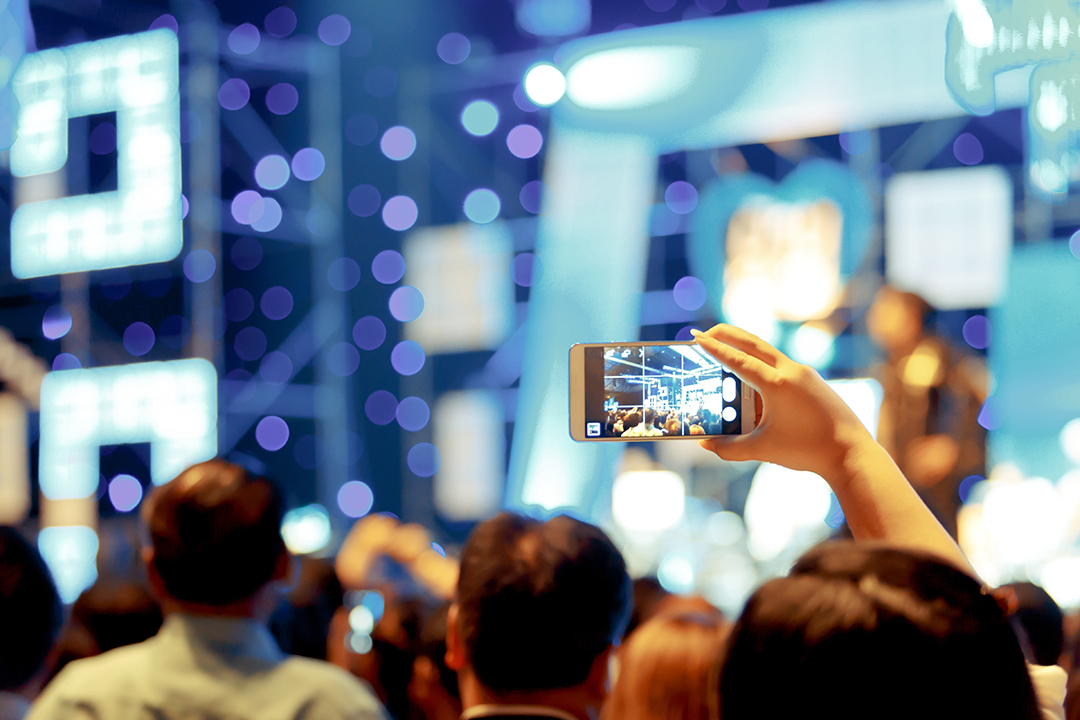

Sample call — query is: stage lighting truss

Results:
[9,29,182,278]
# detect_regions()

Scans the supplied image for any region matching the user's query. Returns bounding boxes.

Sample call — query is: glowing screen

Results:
[9,29,181,277]
[39,359,217,500]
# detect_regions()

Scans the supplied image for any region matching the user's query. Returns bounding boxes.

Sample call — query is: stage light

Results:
[612,470,685,532]
[464,189,500,224]
[391,341,426,376]
[281,504,331,555]
[10,30,182,278]
[507,124,543,159]
[396,397,430,432]
[437,33,471,65]
[38,526,99,603]
[407,443,441,477]
[338,481,374,518]
[380,126,416,161]
[461,100,499,137]
[39,360,217,500]
[983,476,1065,565]
[365,391,398,425]
[382,197,418,232]
[565,45,700,111]
[523,63,565,106]
[256,415,289,451]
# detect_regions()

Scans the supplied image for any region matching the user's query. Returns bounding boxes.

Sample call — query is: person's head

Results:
[142,459,287,608]
[720,542,1041,720]
[867,286,932,355]
[447,513,631,699]
[603,610,728,720]
[1001,581,1064,667]
[643,408,655,425]
[622,412,642,431]
[0,526,62,692]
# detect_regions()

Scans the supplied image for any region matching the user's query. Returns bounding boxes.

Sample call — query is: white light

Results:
[789,324,836,368]
[38,525,99,604]
[657,550,695,594]
[744,463,833,563]
[1036,80,1068,132]
[523,63,566,107]
[721,276,779,345]
[1039,556,1080,610]
[349,632,373,654]
[566,45,701,111]
[39,360,217,500]
[982,477,1065,565]
[348,605,375,635]
[10,29,182,277]
[707,511,745,546]
[953,0,994,49]
[280,504,332,555]
[1060,418,1080,465]
[611,470,685,533]
[827,378,882,439]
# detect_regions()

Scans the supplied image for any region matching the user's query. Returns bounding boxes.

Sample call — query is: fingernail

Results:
[690,328,703,337]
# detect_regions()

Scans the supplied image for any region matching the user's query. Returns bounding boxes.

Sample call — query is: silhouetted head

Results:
[0,526,62,691]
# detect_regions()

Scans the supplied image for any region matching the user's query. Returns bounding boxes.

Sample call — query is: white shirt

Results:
[27,614,387,720]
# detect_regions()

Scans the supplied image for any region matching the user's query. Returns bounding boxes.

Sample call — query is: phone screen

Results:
[582,343,747,439]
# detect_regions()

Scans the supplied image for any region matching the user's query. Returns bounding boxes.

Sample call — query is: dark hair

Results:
[720,543,1041,720]
[456,513,631,692]
[144,459,285,605]
[1004,581,1064,667]
[0,526,63,690]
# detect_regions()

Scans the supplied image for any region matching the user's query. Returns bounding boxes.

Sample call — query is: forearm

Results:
[827,433,975,576]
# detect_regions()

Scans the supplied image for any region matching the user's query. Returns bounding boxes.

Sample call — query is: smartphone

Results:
[569,341,759,441]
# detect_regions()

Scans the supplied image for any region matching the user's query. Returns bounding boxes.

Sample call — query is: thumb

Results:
[698,434,763,463]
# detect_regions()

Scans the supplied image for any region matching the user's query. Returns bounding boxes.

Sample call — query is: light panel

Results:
[39,359,217,500]
[10,29,182,277]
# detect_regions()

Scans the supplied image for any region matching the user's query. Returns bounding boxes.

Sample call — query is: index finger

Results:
[699,324,785,368]
[691,328,776,390]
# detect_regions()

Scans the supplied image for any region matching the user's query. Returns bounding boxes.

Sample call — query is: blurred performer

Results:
[867,286,988,536]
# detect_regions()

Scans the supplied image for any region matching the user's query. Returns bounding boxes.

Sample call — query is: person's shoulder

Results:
[278,657,386,717]
[26,642,155,719]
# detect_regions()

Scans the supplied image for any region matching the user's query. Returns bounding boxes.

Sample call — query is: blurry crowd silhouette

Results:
[0,323,1066,720]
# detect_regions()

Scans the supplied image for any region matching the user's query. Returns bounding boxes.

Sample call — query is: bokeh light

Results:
[261,286,294,321]
[255,155,290,190]
[365,390,398,425]
[183,249,216,283]
[231,237,263,270]
[464,189,500,224]
[389,286,425,322]
[1070,230,1080,260]
[265,6,296,37]
[260,351,293,385]
[665,181,699,215]
[328,257,362,291]
[348,185,382,217]
[266,83,299,115]
[523,63,566,106]
[437,32,471,64]
[256,416,290,451]
[1061,419,1080,465]
[251,197,283,232]
[234,326,268,361]
[338,481,375,518]
[89,122,116,155]
[181,194,190,219]
[42,305,72,340]
[218,78,250,111]
[511,253,540,287]
[52,353,81,371]
[292,148,326,181]
[958,474,985,503]
[407,443,441,477]
[281,505,331,555]
[513,84,539,112]
[382,196,418,231]
[954,133,984,165]
[391,341,426,376]
[365,66,397,97]
[231,190,264,225]
[328,342,361,377]
[346,114,378,146]
[224,288,255,322]
[149,14,178,33]
[108,475,143,513]
[318,14,351,46]
[507,124,543,158]
[461,100,499,136]
[519,180,546,214]
[962,315,992,349]
[228,23,260,54]
[353,316,387,350]
[380,126,417,161]
[672,276,707,310]
[978,398,1001,430]
[396,397,431,431]
[124,322,155,356]
[839,130,872,155]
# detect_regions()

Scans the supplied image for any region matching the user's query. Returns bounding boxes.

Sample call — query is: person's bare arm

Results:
[692,324,974,575]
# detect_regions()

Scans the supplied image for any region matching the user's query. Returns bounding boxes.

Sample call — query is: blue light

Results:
[228,23,260,55]
[256,416,289,451]
[464,189,501,224]
[38,526,99,604]
[407,443,441,477]
[251,198,282,233]
[338,480,374,518]
[391,341,426,376]
[292,148,326,181]
[389,286,424,322]
[108,474,143,512]
[183,249,216,283]
[461,100,499,137]
[437,33,471,64]
[42,305,72,340]
[255,155,290,190]
[380,126,417,161]
[396,397,431,432]
[516,0,590,37]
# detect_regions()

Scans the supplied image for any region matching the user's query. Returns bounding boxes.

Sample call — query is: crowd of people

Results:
[606,406,725,437]
[0,324,1074,719]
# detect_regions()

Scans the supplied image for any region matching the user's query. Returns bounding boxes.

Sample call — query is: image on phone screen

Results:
[581,343,746,438]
